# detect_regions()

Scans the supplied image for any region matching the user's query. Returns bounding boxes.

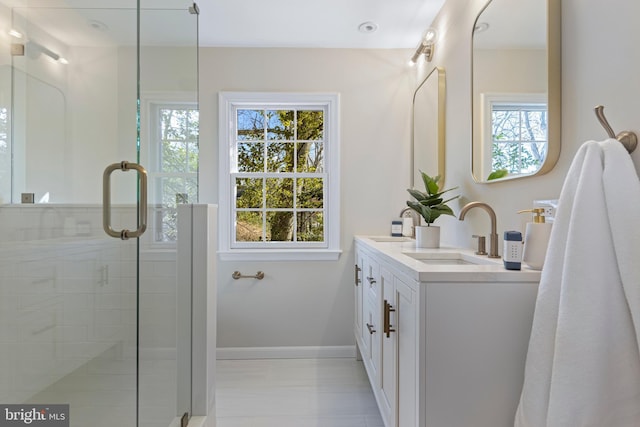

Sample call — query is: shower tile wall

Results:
[0,204,179,416]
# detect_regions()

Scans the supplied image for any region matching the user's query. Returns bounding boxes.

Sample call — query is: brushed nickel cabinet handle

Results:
[355,265,362,286]
[366,323,376,335]
[232,271,265,280]
[384,299,396,338]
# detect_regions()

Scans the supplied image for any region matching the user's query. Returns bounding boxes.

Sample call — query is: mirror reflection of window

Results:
[471,0,561,183]
[0,107,8,203]
[480,93,547,180]
[149,102,199,243]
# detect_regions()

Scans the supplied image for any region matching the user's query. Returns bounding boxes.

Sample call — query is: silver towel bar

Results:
[232,271,265,280]
[594,105,638,153]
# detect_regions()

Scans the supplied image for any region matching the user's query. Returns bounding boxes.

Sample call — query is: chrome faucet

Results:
[399,207,420,237]
[458,201,500,258]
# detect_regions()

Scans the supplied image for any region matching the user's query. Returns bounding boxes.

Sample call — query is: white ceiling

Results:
[197,0,446,49]
[473,0,546,49]
[0,0,447,49]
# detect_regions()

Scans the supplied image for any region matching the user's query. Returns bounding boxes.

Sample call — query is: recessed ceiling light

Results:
[358,21,378,34]
[88,20,109,32]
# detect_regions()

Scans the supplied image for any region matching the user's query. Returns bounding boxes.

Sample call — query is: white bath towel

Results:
[514,139,640,427]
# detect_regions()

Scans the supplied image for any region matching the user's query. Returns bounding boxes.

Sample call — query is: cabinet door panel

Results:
[360,253,381,368]
[396,277,417,427]
[354,250,364,341]
[363,254,380,300]
[379,267,396,426]
[363,293,380,382]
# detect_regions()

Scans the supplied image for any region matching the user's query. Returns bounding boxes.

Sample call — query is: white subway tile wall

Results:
[0,204,179,426]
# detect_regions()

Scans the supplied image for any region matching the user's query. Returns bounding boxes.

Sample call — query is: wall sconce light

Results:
[410,28,438,64]
[24,41,68,64]
[8,28,68,64]
[8,29,23,39]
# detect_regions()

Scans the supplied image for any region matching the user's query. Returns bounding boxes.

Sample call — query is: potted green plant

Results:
[407,171,459,248]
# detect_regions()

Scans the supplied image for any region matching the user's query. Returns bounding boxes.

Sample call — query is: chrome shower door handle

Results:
[103,161,148,240]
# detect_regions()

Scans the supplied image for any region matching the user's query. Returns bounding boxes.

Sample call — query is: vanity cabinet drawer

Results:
[362,291,381,383]
[363,255,380,299]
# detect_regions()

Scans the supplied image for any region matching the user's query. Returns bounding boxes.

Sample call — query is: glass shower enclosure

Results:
[0,1,199,426]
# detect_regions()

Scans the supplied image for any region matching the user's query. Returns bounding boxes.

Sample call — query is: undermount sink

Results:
[367,236,414,242]
[401,251,498,265]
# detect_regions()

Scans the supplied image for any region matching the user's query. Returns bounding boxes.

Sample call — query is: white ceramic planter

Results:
[415,225,440,248]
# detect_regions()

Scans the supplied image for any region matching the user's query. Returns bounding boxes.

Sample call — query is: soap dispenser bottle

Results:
[517,208,553,270]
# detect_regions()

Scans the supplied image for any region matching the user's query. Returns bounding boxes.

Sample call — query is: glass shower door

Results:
[0,2,198,426]
[138,4,199,427]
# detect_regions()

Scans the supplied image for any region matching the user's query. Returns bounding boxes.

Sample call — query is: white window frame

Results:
[218,92,341,261]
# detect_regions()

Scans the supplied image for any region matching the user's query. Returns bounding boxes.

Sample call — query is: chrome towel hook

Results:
[594,105,638,153]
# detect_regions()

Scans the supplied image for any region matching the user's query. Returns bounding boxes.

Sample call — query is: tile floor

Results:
[215,358,384,427]
[26,354,383,427]
[26,346,178,427]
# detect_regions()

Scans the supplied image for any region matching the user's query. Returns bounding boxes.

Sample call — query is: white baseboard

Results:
[186,416,213,427]
[216,345,356,360]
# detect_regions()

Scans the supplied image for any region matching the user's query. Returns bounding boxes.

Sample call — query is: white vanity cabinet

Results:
[359,250,382,382]
[354,237,540,427]
[355,244,418,427]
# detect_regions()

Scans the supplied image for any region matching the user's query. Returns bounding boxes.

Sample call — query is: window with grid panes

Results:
[481,93,548,179]
[219,93,340,261]
[491,102,548,175]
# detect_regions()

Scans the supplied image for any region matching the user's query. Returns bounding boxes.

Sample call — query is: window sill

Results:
[218,249,342,262]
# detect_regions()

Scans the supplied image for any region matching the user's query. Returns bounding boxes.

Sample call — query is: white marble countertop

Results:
[355,235,542,283]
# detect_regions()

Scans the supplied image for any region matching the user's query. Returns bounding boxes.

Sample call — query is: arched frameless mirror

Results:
[412,66,446,187]
[471,0,560,183]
